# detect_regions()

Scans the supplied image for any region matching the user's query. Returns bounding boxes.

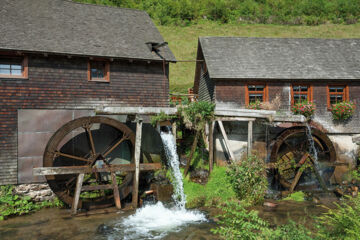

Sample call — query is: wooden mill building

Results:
[194,37,360,189]
[0,0,176,186]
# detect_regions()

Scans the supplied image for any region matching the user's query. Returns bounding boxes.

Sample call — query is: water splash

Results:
[160,131,186,209]
[115,202,206,240]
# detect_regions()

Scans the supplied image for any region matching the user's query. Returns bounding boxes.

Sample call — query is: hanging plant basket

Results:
[247,100,262,110]
[291,100,316,119]
[330,101,356,121]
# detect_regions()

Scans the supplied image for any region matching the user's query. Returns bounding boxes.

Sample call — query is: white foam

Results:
[117,202,206,239]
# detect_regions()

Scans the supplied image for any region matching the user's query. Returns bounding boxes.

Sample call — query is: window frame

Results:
[0,55,28,79]
[87,60,110,82]
[291,84,313,106]
[327,84,349,109]
[245,83,268,105]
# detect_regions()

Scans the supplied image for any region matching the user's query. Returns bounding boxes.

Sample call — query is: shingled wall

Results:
[0,54,169,185]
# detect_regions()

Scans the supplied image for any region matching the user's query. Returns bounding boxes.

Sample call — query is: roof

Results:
[199,37,360,79]
[0,0,176,62]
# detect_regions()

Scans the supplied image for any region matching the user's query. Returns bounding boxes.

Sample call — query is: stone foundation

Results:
[14,183,56,202]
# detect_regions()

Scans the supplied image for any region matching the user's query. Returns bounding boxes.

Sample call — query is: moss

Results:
[282,191,306,202]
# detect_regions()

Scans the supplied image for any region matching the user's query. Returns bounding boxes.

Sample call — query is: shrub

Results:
[266,220,313,240]
[330,101,356,121]
[178,101,215,130]
[211,200,269,240]
[227,155,267,204]
[150,111,177,126]
[316,195,360,239]
[292,100,316,119]
[183,166,236,208]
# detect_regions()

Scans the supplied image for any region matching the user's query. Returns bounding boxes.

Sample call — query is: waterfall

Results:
[116,129,206,239]
[304,123,328,191]
[160,131,186,209]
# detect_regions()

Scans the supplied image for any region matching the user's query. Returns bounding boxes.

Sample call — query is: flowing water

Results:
[305,123,329,191]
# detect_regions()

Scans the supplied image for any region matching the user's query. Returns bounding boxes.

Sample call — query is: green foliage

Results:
[150,111,177,126]
[227,155,268,204]
[316,196,360,240]
[266,220,313,240]
[282,191,306,202]
[211,200,270,240]
[330,101,356,121]
[211,201,313,240]
[0,185,64,220]
[179,101,215,131]
[74,0,360,26]
[183,166,236,208]
[292,100,316,119]
[247,100,262,110]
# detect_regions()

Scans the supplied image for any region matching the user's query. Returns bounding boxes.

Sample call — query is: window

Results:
[88,60,110,82]
[0,56,28,78]
[291,84,312,105]
[327,85,348,107]
[245,84,268,105]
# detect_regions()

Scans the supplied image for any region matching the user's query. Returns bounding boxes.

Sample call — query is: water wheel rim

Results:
[43,116,135,208]
[270,127,336,190]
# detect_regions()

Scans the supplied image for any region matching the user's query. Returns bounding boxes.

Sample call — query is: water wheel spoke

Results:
[103,134,129,157]
[283,140,298,155]
[290,168,304,192]
[84,125,96,156]
[54,151,92,163]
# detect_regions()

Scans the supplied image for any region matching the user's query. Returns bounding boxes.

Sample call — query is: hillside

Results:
[158,22,360,93]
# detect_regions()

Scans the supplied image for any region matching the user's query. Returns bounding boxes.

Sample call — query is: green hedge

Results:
[75,0,360,25]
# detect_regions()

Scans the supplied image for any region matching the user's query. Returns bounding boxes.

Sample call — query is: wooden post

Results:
[247,121,253,157]
[209,121,214,172]
[132,117,143,208]
[111,171,121,209]
[184,130,200,176]
[172,121,177,142]
[217,120,235,161]
[72,173,84,215]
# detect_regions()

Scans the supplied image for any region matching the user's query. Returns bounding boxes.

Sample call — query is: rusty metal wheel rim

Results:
[43,116,135,208]
[270,127,336,190]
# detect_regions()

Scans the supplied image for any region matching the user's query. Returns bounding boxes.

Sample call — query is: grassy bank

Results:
[158,22,360,93]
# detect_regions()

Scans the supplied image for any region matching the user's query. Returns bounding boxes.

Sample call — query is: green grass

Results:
[183,166,236,208]
[158,21,360,93]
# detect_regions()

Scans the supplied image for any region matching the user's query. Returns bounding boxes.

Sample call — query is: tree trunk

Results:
[184,130,200,176]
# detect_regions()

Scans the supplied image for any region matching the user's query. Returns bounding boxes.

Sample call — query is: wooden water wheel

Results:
[43,116,135,209]
[270,127,336,191]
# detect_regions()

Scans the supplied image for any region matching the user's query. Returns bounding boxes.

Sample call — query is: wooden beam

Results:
[172,121,177,143]
[33,163,161,176]
[97,106,177,115]
[71,173,84,215]
[247,120,253,157]
[132,117,143,208]
[217,120,235,162]
[216,117,256,122]
[209,121,214,172]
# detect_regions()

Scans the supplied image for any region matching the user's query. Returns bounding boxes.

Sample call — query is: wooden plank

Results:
[216,117,256,122]
[81,184,113,191]
[247,120,253,157]
[33,163,161,176]
[111,172,121,209]
[132,118,143,208]
[209,121,214,172]
[98,107,177,115]
[71,173,84,215]
[217,120,235,161]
